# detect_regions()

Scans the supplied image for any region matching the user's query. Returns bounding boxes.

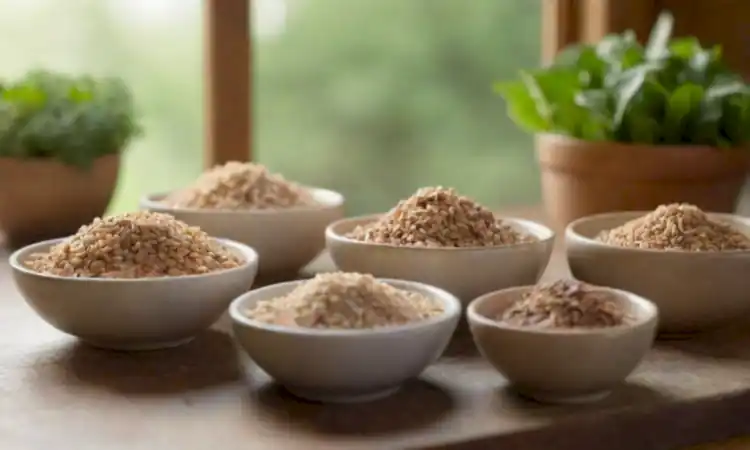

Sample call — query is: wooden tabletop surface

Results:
[2,205,750,450]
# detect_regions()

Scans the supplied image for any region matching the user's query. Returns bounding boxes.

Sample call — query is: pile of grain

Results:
[348,186,536,247]
[500,280,628,328]
[25,212,242,278]
[165,161,315,210]
[596,203,750,252]
[246,272,443,329]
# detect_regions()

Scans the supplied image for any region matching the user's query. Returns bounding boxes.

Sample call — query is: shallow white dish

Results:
[325,214,555,302]
[10,237,258,351]
[229,278,461,403]
[140,187,344,279]
[566,211,750,334]
[468,285,658,404]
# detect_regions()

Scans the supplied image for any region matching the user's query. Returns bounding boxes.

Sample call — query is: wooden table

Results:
[2,206,750,450]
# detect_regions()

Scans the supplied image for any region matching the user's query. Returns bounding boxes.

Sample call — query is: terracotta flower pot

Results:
[536,134,750,227]
[0,155,120,248]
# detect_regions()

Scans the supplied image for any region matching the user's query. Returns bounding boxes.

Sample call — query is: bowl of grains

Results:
[467,279,658,404]
[566,203,750,334]
[325,186,555,302]
[9,211,258,351]
[229,272,461,403]
[140,161,344,279]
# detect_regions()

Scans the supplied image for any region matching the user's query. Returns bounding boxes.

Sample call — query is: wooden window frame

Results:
[542,0,658,63]
[204,0,251,167]
[203,0,659,166]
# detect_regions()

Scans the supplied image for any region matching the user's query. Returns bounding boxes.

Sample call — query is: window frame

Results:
[203,0,658,166]
[204,0,251,167]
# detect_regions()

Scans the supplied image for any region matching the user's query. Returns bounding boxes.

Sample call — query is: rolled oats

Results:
[246,272,444,329]
[348,186,536,248]
[500,280,629,328]
[25,211,242,278]
[165,161,315,210]
[596,203,750,251]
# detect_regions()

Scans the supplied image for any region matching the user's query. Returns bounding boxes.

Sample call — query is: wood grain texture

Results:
[541,0,579,63]
[579,0,657,43]
[689,438,750,450]
[3,206,750,449]
[204,0,251,166]
[662,0,750,79]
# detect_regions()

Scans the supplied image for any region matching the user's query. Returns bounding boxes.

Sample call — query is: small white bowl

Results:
[467,285,658,404]
[140,187,344,279]
[10,237,259,351]
[325,215,555,302]
[566,211,750,334]
[230,278,461,403]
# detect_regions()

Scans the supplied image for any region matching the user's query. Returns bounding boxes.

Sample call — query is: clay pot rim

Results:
[566,211,750,257]
[0,153,119,163]
[536,133,750,180]
[537,133,750,154]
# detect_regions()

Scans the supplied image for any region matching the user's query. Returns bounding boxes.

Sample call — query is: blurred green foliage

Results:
[496,12,750,147]
[256,0,542,213]
[0,0,542,215]
[0,70,140,168]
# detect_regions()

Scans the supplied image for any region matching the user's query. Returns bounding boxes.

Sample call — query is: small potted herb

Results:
[494,12,750,226]
[0,70,140,246]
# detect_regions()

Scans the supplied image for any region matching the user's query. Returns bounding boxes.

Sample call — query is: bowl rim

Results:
[9,236,259,283]
[325,213,555,252]
[229,277,462,336]
[566,210,750,256]
[140,186,345,215]
[466,284,658,335]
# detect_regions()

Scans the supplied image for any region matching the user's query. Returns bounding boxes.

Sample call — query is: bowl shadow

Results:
[493,381,673,419]
[658,320,750,361]
[441,319,480,358]
[247,378,456,436]
[41,328,239,396]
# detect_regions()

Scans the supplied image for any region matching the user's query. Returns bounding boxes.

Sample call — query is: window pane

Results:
[0,0,203,214]
[255,0,542,214]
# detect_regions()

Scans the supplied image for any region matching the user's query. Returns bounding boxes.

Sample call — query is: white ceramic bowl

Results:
[325,215,555,302]
[230,278,461,403]
[140,187,344,279]
[566,211,750,334]
[468,285,658,404]
[10,237,258,351]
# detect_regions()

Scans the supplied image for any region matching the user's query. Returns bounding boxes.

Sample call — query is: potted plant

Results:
[494,12,750,226]
[0,70,140,247]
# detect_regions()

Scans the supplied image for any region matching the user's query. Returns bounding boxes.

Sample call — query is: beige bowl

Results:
[566,211,750,334]
[0,154,119,247]
[10,238,258,351]
[140,187,344,279]
[467,285,658,404]
[325,215,555,302]
[230,278,461,403]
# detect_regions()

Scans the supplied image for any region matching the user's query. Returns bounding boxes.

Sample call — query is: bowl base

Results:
[516,388,611,405]
[82,336,195,352]
[284,385,401,404]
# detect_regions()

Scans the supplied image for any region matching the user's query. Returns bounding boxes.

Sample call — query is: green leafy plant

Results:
[0,70,140,168]
[494,12,750,148]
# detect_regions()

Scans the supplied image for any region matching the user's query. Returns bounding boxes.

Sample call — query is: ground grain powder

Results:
[500,280,628,328]
[596,203,750,252]
[166,161,315,210]
[26,211,242,278]
[348,186,536,248]
[246,272,444,329]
